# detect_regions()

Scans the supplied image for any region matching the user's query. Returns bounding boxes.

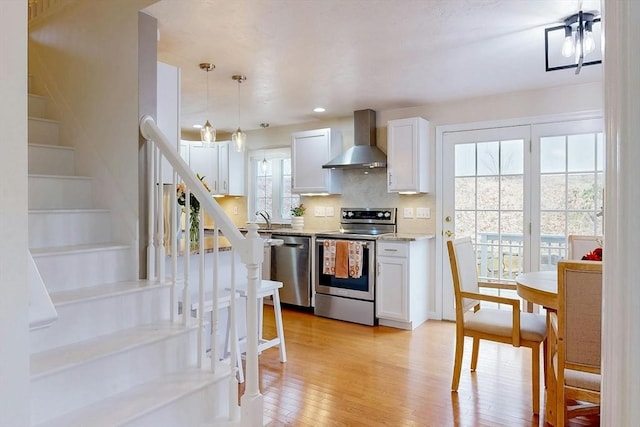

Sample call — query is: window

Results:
[249,148,300,224]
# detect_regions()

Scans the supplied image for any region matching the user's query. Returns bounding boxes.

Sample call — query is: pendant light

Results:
[231,74,247,152]
[260,123,269,173]
[199,62,216,146]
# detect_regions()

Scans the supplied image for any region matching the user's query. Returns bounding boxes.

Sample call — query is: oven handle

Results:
[316,239,373,249]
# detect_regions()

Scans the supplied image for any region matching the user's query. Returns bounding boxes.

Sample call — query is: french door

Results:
[440,118,604,320]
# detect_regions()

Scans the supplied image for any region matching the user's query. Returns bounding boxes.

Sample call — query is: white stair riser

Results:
[30,330,198,425]
[30,287,171,354]
[122,381,225,427]
[29,94,48,118]
[29,144,75,176]
[29,176,95,209]
[33,247,135,292]
[29,210,111,248]
[29,117,60,145]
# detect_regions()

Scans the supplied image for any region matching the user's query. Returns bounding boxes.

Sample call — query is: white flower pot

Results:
[291,216,304,230]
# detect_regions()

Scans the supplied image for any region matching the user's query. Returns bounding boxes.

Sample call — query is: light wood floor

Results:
[244,306,599,427]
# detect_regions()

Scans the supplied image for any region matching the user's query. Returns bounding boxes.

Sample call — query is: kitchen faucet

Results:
[256,210,272,229]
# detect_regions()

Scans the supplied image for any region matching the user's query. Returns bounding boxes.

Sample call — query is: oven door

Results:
[315,238,375,301]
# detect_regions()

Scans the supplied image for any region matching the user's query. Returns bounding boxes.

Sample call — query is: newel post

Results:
[238,223,264,425]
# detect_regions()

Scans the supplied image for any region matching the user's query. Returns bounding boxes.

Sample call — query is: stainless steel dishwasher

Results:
[270,234,311,307]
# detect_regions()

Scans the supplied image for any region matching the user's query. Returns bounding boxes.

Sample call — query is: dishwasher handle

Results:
[282,243,305,249]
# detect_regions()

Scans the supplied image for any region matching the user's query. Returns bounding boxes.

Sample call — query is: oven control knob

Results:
[342,211,347,217]
[384,211,390,217]
[347,211,354,217]
[377,212,383,217]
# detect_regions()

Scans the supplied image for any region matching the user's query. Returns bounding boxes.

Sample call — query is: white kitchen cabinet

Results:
[376,239,429,330]
[291,128,342,194]
[188,142,244,196]
[387,117,430,193]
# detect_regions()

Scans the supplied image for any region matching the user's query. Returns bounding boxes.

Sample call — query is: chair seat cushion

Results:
[464,308,547,342]
[553,354,601,392]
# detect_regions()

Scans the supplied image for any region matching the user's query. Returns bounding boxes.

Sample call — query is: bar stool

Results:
[230,279,287,383]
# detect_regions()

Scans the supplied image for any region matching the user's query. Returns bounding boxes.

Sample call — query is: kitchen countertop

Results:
[379,233,435,241]
[239,227,435,241]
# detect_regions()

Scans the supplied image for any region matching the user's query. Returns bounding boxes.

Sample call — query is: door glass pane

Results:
[455,143,476,176]
[453,136,525,284]
[540,136,565,173]
[455,177,476,210]
[539,131,604,270]
[477,141,499,176]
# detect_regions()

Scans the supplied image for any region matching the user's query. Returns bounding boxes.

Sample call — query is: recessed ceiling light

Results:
[193,124,203,129]
[313,107,326,113]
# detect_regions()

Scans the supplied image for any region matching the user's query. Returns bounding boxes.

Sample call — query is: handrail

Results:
[139,115,263,426]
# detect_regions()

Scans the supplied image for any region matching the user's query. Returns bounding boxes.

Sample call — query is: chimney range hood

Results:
[322,109,386,169]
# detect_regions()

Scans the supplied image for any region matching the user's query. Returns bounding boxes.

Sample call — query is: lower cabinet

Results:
[376,239,429,330]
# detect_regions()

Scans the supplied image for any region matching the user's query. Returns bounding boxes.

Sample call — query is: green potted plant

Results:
[290,203,305,230]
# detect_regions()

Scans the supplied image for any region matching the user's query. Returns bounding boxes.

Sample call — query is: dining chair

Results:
[549,260,602,426]
[567,235,603,260]
[447,237,547,414]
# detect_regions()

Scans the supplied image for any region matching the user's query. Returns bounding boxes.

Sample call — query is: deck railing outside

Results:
[477,232,567,281]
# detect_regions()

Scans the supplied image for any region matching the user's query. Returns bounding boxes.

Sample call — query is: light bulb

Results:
[232,128,246,152]
[200,120,216,147]
[583,21,595,55]
[261,158,268,173]
[561,26,574,58]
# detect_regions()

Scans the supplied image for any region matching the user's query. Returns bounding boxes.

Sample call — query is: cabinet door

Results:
[226,143,245,196]
[291,128,341,194]
[188,145,218,191]
[217,142,230,194]
[376,256,408,321]
[387,117,429,193]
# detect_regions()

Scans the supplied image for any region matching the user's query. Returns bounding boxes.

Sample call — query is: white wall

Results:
[27,0,156,275]
[0,1,30,425]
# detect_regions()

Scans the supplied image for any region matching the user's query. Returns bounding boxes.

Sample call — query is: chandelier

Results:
[231,74,247,152]
[545,9,601,75]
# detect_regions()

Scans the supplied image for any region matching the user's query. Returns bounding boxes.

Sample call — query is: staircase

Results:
[27,87,233,426]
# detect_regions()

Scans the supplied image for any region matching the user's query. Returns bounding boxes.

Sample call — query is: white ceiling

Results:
[143,0,602,136]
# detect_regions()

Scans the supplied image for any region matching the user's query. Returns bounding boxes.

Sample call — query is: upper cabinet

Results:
[387,117,430,193]
[291,128,342,194]
[188,142,244,196]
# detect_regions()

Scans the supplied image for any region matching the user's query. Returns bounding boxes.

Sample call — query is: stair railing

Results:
[139,115,264,427]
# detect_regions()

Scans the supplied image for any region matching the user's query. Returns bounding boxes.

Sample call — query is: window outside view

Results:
[454,131,604,288]
[253,152,300,224]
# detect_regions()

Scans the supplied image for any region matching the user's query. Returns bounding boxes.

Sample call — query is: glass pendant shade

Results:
[231,74,247,153]
[261,157,268,173]
[232,127,246,152]
[200,120,216,146]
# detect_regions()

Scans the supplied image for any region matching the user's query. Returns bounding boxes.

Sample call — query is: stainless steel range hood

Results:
[322,109,386,169]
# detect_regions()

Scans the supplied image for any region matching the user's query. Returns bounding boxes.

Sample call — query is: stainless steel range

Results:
[314,208,397,325]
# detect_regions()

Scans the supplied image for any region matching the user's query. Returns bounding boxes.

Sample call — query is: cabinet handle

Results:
[383,248,398,252]
[388,173,392,185]
[377,262,380,276]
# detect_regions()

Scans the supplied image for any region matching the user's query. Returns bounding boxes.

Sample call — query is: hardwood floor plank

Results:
[244,306,599,427]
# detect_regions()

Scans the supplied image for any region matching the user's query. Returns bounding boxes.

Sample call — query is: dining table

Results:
[515,270,558,312]
[515,269,558,426]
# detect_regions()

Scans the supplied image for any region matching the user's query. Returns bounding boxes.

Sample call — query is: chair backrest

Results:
[557,260,602,372]
[447,238,480,315]
[567,235,603,260]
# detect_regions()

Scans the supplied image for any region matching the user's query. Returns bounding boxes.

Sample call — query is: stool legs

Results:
[272,289,287,363]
